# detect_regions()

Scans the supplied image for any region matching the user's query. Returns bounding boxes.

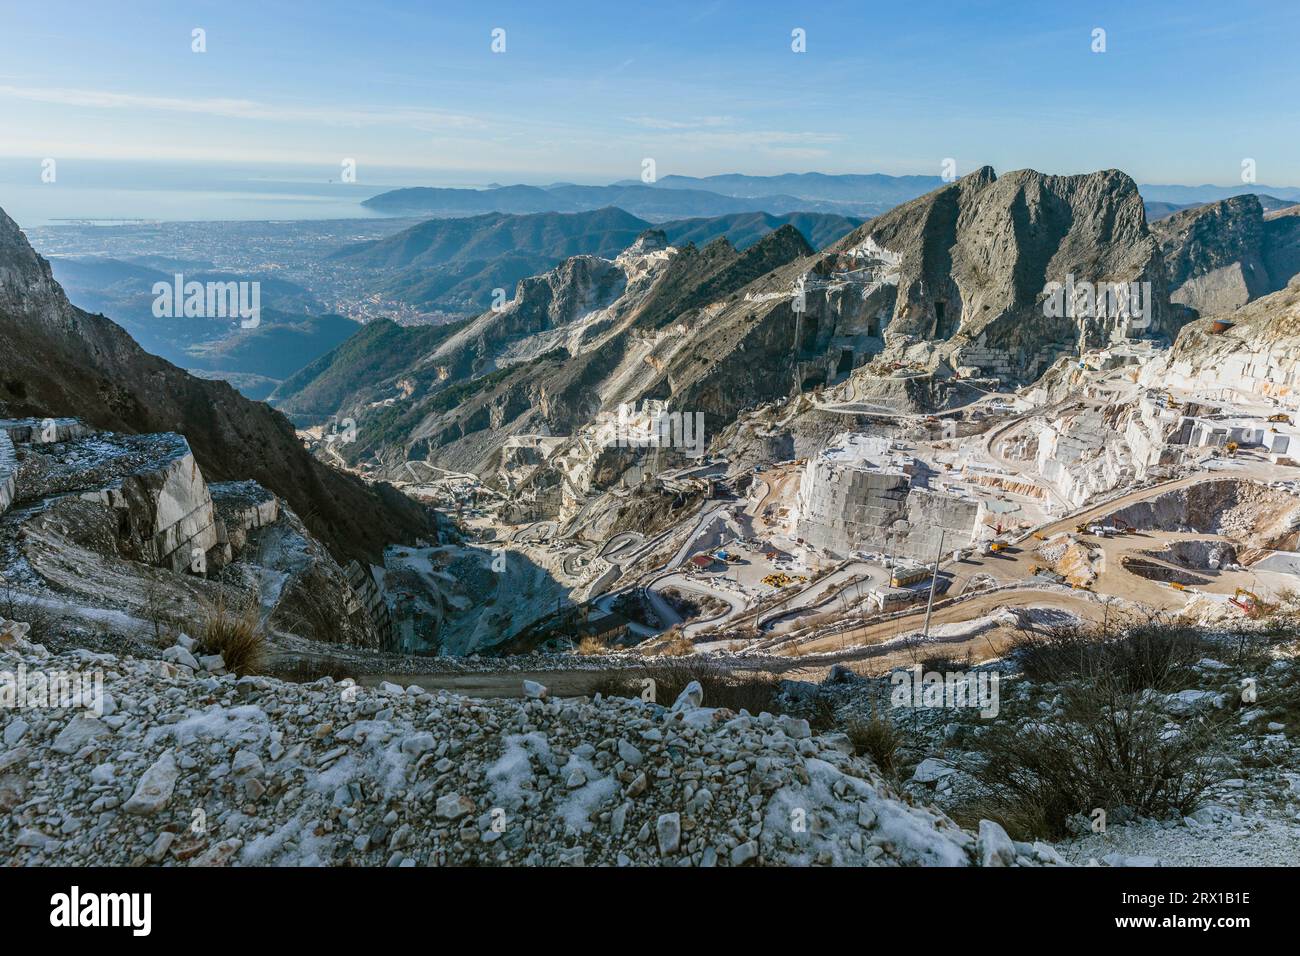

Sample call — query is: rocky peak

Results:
[1152,192,1300,319]
[0,208,77,329]
[827,166,1172,380]
[624,228,669,256]
[1152,194,1270,316]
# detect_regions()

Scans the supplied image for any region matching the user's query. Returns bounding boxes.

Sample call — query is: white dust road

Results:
[756,560,889,631]
[646,571,748,636]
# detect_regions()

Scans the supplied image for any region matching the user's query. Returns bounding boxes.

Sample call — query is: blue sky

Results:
[1,0,1297,186]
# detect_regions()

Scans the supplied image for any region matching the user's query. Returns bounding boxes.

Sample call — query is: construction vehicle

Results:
[1230,588,1261,615]
[890,566,931,588]
[1170,581,1187,592]
[1267,413,1292,424]
[1225,440,1239,457]
[988,541,1006,553]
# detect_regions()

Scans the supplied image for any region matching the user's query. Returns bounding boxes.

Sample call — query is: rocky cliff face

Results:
[1144,275,1300,407]
[1152,194,1300,318]
[0,421,385,648]
[826,167,1174,380]
[0,207,432,564]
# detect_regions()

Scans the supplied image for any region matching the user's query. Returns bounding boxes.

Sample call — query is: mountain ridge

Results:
[0,206,433,564]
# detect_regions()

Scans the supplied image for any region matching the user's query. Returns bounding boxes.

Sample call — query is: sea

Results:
[0,158,519,228]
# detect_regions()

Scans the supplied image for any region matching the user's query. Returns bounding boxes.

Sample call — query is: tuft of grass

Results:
[949,798,1052,843]
[195,597,266,677]
[846,714,904,780]
[575,635,609,656]
[656,627,694,657]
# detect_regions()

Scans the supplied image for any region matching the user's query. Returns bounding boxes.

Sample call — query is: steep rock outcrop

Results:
[1151,195,1295,318]
[0,206,432,563]
[827,167,1175,380]
[1144,275,1300,407]
[0,424,385,648]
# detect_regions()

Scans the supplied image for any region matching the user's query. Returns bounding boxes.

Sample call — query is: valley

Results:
[5,165,1300,875]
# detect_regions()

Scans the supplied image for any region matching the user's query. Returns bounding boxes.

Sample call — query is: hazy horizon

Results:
[3,0,1298,203]
[6,155,1300,229]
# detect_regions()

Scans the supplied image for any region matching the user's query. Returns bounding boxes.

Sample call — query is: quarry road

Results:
[937,461,1300,608]
[599,531,645,561]
[789,586,1113,657]
[354,588,1111,700]
[811,377,1000,420]
[359,669,635,698]
[348,596,1067,697]
[757,560,887,631]
[647,572,747,635]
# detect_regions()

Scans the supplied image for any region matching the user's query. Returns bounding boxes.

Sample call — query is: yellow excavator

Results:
[1230,587,1260,615]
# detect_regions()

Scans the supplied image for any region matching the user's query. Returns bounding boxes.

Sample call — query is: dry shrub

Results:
[959,668,1230,840]
[1010,616,1203,692]
[918,650,973,673]
[195,597,266,677]
[0,582,55,641]
[656,627,694,657]
[846,714,904,779]
[576,635,608,656]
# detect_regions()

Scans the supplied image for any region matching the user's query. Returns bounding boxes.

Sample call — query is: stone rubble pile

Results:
[0,627,1043,867]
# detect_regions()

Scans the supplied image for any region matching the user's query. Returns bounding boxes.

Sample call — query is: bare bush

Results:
[195,596,266,677]
[1010,616,1203,692]
[960,669,1229,840]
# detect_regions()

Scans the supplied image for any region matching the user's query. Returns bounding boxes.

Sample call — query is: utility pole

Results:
[921,529,946,641]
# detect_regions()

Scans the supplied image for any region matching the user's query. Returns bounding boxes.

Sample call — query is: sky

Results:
[1,0,1298,188]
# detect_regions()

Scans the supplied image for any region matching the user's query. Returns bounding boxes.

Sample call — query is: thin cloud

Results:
[0,85,487,131]
[624,115,738,130]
